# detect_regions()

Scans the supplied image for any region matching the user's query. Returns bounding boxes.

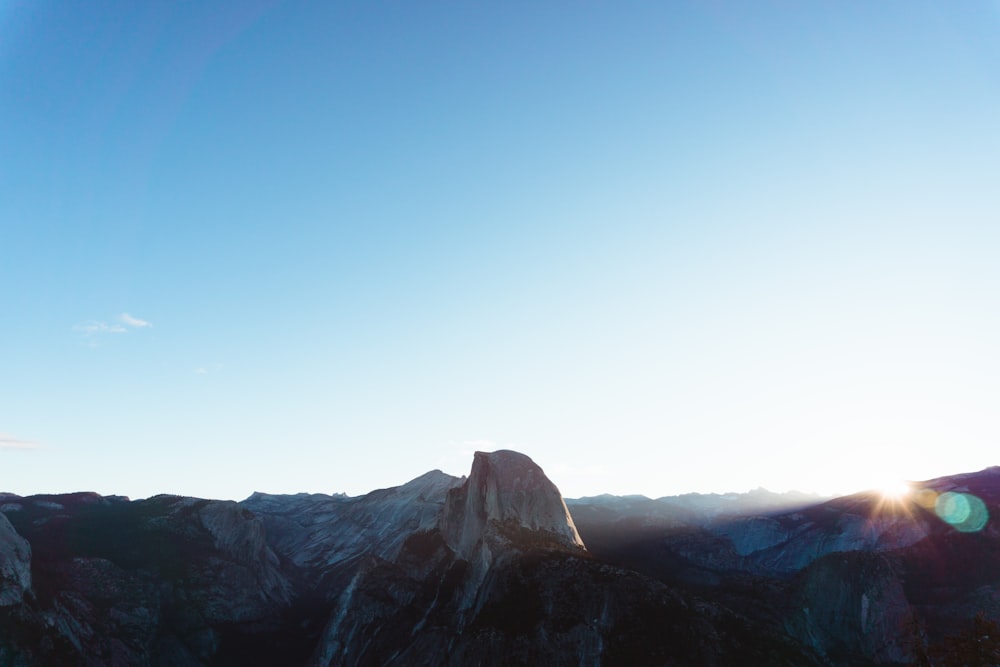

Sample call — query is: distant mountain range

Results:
[2,451,999,665]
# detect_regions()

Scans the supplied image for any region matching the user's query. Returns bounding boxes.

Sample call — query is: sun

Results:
[876,479,911,500]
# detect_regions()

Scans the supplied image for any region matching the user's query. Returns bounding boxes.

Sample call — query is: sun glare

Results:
[877,479,911,500]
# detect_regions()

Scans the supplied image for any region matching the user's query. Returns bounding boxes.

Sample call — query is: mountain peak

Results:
[441,450,585,558]
[470,449,557,492]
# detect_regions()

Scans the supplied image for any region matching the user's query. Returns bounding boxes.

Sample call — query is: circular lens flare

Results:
[935,491,989,532]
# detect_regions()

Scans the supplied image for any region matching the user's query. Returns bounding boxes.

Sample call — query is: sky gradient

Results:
[3,1,1000,500]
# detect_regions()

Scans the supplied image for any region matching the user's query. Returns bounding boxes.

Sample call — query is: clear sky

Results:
[3,1,1000,500]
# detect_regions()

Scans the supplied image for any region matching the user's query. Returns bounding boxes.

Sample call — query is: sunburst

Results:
[876,479,911,500]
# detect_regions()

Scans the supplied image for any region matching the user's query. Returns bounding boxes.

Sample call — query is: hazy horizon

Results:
[4,2,1000,501]
[1,444,992,504]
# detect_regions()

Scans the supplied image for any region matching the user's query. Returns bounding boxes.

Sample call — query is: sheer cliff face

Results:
[307,451,816,667]
[441,450,585,559]
[0,512,30,606]
[310,450,595,664]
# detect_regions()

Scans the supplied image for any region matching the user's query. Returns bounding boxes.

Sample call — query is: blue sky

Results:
[3,1,1000,500]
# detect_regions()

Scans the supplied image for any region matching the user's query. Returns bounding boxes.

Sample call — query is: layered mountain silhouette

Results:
[1,450,999,665]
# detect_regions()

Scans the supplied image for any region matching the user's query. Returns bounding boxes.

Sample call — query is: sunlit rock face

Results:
[430,450,587,616]
[241,469,464,600]
[307,451,815,667]
[441,450,585,558]
[0,512,30,606]
[310,450,596,664]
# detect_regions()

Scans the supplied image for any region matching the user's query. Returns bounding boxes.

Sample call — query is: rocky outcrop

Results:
[441,450,583,560]
[310,450,593,664]
[0,512,30,606]
[434,450,586,614]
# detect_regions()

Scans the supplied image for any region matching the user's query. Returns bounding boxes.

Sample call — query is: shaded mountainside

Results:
[569,466,1000,665]
[1,455,1000,665]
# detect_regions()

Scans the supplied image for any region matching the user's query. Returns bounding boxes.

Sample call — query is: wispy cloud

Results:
[74,321,128,335]
[74,312,153,344]
[0,433,39,450]
[120,313,152,328]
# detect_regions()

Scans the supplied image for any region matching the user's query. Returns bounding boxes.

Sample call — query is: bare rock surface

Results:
[441,449,585,558]
[0,512,30,606]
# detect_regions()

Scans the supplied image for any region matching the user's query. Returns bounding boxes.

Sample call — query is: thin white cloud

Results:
[195,367,208,375]
[74,312,152,343]
[0,433,39,450]
[74,321,128,335]
[120,313,152,328]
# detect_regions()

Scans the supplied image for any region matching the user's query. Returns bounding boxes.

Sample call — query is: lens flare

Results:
[935,491,989,532]
[914,488,939,509]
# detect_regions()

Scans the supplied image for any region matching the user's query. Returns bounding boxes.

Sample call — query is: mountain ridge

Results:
[2,452,999,665]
